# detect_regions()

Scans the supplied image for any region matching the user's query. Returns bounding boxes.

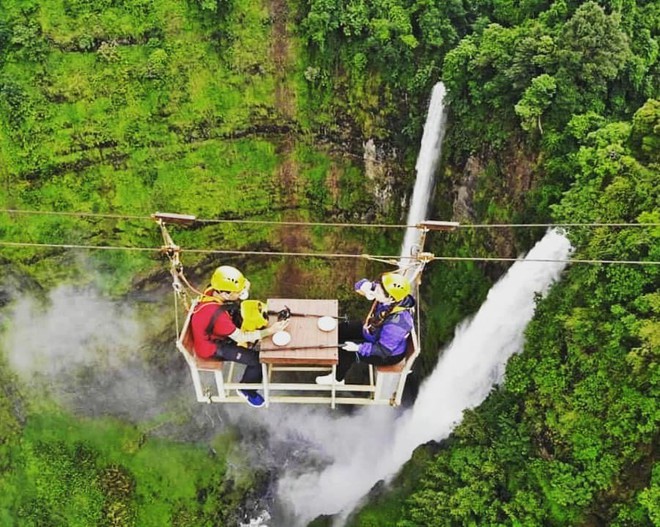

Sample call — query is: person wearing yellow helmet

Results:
[316,271,415,386]
[380,272,412,301]
[191,265,289,408]
[210,265,250,298]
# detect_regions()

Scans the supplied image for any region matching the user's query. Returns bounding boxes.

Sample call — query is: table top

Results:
[259,298,339,366]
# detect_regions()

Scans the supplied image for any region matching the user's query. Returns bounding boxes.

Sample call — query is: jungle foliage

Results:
[350,102,659,527]
[0,398,260,526]
[293,1,658,525]
[0,0,392,525]
[0,0,658,526]
[297,0,658,366]
[0,0,389,295]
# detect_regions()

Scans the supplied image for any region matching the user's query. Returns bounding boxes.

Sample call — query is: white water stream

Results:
[0,79,574,527]
[276,230,571,526]
[399,82,448,265]
[271,79,571,526]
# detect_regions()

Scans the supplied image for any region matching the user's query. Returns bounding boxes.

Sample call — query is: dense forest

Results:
[0,0,658,526]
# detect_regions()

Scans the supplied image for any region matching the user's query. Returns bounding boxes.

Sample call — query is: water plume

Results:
[400,82,448,265]
[0,284,192,423]
[275,229,572,526]
[3,285,142,376]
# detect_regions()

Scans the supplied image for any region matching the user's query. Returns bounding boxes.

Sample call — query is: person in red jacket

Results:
[191,265,288,408]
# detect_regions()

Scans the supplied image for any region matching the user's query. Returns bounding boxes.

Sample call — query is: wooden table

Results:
[260,298,339,366]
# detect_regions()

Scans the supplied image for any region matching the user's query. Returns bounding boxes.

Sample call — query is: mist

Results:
[273,229,572,526]
[3,285,142,375]
[0,230,573,527]
[0,284,195,424]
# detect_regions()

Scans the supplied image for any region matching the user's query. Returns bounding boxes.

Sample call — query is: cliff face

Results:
[3,2,657,526]
[0,0,405,299]
[456,144,540,260]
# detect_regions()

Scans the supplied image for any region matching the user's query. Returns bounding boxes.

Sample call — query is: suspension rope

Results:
[1,208,658,230]
[0,240,658,266]
[0,240,405,260]
[0,209,149,221]
[196,218,408,229]
[457,222,660,229]
[0,241,155,252]
[173,289,180,338]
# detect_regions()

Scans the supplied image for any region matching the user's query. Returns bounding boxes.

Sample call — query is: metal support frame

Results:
[176,305,419,407]
[157,212,451,408]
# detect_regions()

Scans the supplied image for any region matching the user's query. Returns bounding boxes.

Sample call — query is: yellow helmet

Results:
[381,272,411,301]
[211,265,247,293]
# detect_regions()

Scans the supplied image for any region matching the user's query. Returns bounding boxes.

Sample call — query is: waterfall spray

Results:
[400,82,448,268]
[276,229,572,526]
[389,230,572,466]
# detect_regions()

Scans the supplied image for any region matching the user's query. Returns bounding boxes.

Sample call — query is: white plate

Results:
[272,331,291,346]
[317,316,337,332]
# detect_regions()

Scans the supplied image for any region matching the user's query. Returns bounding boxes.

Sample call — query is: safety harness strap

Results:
[204,305,228,341]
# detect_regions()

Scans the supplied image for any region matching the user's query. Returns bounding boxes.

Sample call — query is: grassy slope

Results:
[0,0,408,523]
[0,0,388,523]
[0,0,387,295]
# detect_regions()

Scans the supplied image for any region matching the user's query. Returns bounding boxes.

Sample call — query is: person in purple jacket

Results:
[315,272,415,386]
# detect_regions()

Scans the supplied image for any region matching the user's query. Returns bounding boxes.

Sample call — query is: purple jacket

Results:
[358,297,415,358]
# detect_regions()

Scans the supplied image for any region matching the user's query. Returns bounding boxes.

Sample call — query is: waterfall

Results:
[276,229,572,526]
[400,82,448,267]
[389,229,571,465]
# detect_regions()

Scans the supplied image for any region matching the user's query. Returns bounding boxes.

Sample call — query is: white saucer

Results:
[317,316,337,332]
[272,331,291,346]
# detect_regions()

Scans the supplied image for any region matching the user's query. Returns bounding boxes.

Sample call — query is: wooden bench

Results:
[176,306,236,403]
[376,337,415,373]
[179,321,224,371]
[370,332,419,406]
[194,357,225,370]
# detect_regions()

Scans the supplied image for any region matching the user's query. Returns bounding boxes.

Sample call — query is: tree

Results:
[515,74,557,133]
[557,2,631,94]
[630,99,660,164]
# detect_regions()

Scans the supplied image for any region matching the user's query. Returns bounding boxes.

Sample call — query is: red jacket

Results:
[191,301,237,359]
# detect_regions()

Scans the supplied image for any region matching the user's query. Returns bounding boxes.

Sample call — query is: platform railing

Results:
[176,305,417,407]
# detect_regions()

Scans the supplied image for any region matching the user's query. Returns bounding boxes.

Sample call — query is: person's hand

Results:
[268,319,290,335]
[342,341,360,352]
[277,306,291,321]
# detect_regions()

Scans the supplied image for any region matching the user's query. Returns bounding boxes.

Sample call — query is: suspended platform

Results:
[153,211,458,408]
[176,297,420,408]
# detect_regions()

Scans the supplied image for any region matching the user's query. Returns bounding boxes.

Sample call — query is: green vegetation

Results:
[0,401,256,526]
[0,1,391,524]
[352,103,659,527]
[0,0,383,294]
[1,0,658,525]
[292,0,658,525]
